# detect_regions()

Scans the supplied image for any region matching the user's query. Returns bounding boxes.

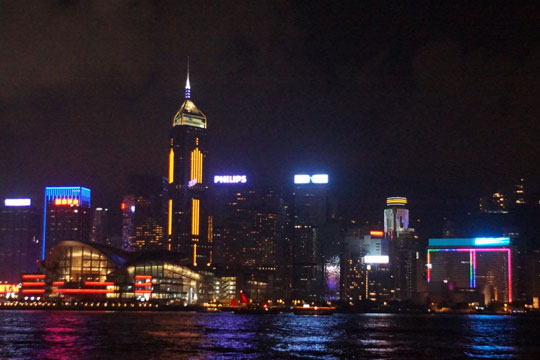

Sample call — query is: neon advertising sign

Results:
[0,284,19,293]
[214,175,247,184]
[427,248,512,302]
[4,199,31,207]
[54,198,79,206]
[364,255,389,264]
[294,174,328,184]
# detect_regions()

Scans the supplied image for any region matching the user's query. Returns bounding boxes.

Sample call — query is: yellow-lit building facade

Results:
[168,70,211,267]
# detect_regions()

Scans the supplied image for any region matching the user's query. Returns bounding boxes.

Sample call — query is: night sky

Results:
[1,1,538,220]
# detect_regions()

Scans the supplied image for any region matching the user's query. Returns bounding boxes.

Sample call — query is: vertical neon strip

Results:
[507,248,512,303]
[168,149,174,184]
[189,151,195,180]
[208,216,213,265]
[42,193,47,260]
[193,244,197,266]
[168,200,172,235]
[168,199,172,251]
[197,151,203,184]
[469,250,473,288]
[427,250,431,283]
[473,250,477,288]
[192,199,200,236]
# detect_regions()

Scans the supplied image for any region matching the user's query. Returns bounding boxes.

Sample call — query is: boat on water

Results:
[293,304,335,315]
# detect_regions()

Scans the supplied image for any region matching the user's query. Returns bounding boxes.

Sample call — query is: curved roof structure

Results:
[44,240,129,269]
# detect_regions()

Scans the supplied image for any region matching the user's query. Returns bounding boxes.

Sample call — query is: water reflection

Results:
[0,311,539,359]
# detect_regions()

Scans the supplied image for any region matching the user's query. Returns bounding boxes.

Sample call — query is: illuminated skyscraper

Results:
[42,187,91,259]
[291,174,330,302]
[383,197,423,301]
[384,197,409,240]
[427,237,512,305]
[0,198,40,282]
[168,66,210,267]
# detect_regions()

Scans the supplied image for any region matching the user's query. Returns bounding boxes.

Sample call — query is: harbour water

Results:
[1,311,539,359]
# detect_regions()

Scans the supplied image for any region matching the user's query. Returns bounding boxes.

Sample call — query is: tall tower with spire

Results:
[167,63,210,267]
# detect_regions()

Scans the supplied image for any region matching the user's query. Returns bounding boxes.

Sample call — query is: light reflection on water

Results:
[0,311,539,359]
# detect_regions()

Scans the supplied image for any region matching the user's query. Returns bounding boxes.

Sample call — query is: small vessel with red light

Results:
[293,303,335,315]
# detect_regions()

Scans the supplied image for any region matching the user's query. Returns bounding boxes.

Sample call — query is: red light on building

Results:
[134,290,152,294]
[84,282,114,287]
[370,230,384,237]
[135,282,152,287]
[21,289,46,294]
[52,281,65,286]
[134,275,152,280]
[21,282,45,287]
[52,289,114,294]
[21,274,46,279]
[121,203,126,210]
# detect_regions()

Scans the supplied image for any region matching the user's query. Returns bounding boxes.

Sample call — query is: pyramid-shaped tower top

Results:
[172,60,207,128]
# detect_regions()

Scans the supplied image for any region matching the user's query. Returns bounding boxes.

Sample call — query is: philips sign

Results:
[214,175,247,184]
[294,174,328,184]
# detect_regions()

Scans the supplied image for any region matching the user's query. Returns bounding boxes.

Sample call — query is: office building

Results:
[90,207,109,245]
[290,174,330,302]
[427,237,512,305]
[0,198,41,283]
[211,178,285,302]
[341,226,391,303]
[42,187,91,259]
[168,68,210,267]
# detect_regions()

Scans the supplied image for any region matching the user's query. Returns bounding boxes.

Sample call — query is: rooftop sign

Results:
[364,255,389,264]
[294,174,328,184]
[214,175,247,184]
[429,237,510,247]
[386,197,407,206]
[4,198,31,207]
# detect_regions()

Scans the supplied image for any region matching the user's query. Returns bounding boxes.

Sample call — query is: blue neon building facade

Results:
[42,187,91,259]
[427,237,512,304]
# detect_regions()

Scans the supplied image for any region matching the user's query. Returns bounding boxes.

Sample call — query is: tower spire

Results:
[185,57,191,99]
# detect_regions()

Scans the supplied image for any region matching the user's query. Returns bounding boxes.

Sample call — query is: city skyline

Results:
[0,2,538,219]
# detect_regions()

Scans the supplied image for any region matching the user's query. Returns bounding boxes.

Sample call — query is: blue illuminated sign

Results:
[474,237,510,246]
[429,237,510,248]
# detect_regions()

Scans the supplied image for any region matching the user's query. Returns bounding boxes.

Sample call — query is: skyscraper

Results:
[168,66,210,267]
[0,198,40,283]
[122,175,167,252]
[90,207,109,245]
[383,197,423,301]
[291,174,330,302]
[42,187,91,259]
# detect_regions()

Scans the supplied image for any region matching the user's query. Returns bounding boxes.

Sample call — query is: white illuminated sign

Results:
[364,255,389,264]
[294,175,310,184]
[294,174,329,184]
[188,179,198,187]
[4,198,31,207]
[311,174,328,184]
[213,175,247,184]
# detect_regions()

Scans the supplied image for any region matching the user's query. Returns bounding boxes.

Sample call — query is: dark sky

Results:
[1,1,538,218]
